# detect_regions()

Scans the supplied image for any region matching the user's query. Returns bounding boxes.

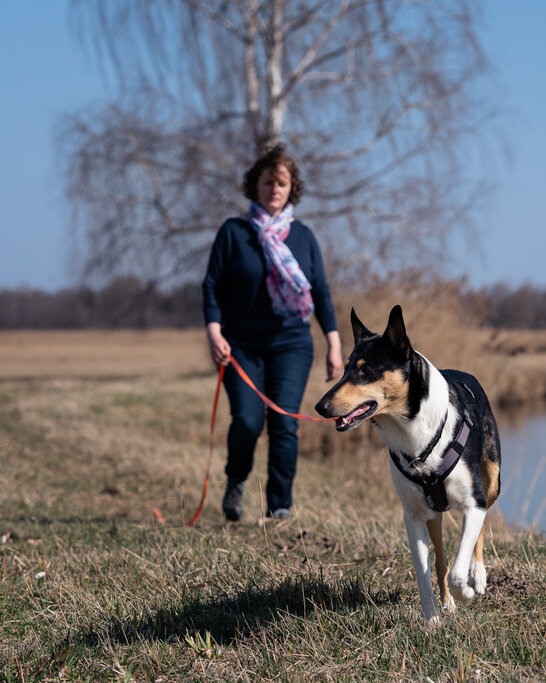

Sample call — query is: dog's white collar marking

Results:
[375,352,453,462]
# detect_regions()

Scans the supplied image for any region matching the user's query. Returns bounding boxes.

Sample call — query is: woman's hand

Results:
[206,322,231,367]
[325,330,343,381]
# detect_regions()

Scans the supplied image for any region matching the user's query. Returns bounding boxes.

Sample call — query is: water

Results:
[496,408,546,533]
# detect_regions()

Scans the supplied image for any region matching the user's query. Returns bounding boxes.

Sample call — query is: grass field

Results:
[0,327,545,682]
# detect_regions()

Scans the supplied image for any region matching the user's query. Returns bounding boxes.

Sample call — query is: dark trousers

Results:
[223,337,314,513]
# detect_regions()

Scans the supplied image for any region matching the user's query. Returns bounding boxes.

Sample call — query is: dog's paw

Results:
[425,614,442,630]
[442,595,456,612]
[468,559,487,595]
[448,572,475,603]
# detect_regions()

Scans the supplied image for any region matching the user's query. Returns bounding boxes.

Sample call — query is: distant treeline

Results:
[476,283,545,329]
[0,277,202,329]
[0,276,544,330]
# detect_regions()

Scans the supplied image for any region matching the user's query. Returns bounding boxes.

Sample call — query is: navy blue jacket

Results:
[202,217,337,344]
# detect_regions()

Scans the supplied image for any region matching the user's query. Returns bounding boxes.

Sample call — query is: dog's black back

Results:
[442,370,501,508]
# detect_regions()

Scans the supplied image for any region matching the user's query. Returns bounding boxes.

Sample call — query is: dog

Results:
[315,305,501,624]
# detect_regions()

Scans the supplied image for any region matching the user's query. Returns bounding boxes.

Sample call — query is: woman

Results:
[202,144,343,521]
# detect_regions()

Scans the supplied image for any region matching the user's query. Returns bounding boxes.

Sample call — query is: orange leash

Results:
[188,354,333,526]
[228,355,333,422]
[188,363,225,526]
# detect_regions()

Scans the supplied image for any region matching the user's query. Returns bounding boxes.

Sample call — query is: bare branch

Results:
[182,0,247,41]
[62,0,500,284]
[279,1,351,102]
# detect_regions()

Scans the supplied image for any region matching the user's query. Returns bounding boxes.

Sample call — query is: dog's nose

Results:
[315,396,331,416]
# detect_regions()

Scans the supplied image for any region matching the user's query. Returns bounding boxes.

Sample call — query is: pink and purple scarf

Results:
[249,201,314,322]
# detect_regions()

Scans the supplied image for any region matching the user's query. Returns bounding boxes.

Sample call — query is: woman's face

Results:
[256,164,292,217]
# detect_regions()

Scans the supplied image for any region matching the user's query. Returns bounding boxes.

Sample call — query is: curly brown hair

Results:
[243,144,304,205]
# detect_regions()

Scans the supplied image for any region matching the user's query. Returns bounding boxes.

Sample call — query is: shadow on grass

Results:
[62,574,400,650]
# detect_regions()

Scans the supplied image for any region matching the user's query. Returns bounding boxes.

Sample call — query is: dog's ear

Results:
[351,308,374,344]
[384,305,411,359]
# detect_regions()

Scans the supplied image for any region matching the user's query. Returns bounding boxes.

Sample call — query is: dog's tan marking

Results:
[471,461,499,569]
[481,460,500,508]
[427,517,453,608]
[329,370,409,418]
[356,359,366,368]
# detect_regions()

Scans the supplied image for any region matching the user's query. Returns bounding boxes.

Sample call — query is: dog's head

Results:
[315,305,414,431]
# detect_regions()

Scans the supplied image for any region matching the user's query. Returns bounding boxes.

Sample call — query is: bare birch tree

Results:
[62,0,495,285]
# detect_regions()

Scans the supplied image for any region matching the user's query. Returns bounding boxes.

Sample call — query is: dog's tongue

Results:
[336,404,372,427]
[346,404,372,421]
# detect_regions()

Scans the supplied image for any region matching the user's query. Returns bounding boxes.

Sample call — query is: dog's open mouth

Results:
[335,401,378,431]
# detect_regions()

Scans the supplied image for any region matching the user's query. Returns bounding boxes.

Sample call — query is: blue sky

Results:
[1,1,545,292]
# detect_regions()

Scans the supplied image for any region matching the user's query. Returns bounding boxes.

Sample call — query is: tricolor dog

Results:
[315,305,501,624]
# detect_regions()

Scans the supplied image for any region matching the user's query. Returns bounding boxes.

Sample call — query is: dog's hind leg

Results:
[468,523,487,594]
[469,459,500,594]
[427,516,455,611]
[404,514,440,624]
[448,507,487,603]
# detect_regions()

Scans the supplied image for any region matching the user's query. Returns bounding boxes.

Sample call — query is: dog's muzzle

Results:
[315,396,378,431]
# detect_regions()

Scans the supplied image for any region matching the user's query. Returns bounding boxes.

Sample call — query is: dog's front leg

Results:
[403,513,440,624]
[448,507,487,603]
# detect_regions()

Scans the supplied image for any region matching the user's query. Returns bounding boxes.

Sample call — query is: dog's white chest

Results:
[389,460,436,519]
[389,455,472,519]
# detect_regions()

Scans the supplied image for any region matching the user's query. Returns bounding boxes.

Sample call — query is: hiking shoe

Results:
[222,478,245,521]
[270,508,291,520]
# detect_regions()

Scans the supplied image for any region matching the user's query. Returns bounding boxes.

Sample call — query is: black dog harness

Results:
[389,408,474,512]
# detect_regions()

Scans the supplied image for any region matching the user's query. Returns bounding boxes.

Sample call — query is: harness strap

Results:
[401,410,448,467]
[389,408,474,512]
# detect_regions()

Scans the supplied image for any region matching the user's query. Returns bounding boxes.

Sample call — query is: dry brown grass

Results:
[0,329,209,379]
[0,319,544,681]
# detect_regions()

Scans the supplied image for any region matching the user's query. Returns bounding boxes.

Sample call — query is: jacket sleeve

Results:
[309,231,338,334]
[202,223,229,325]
